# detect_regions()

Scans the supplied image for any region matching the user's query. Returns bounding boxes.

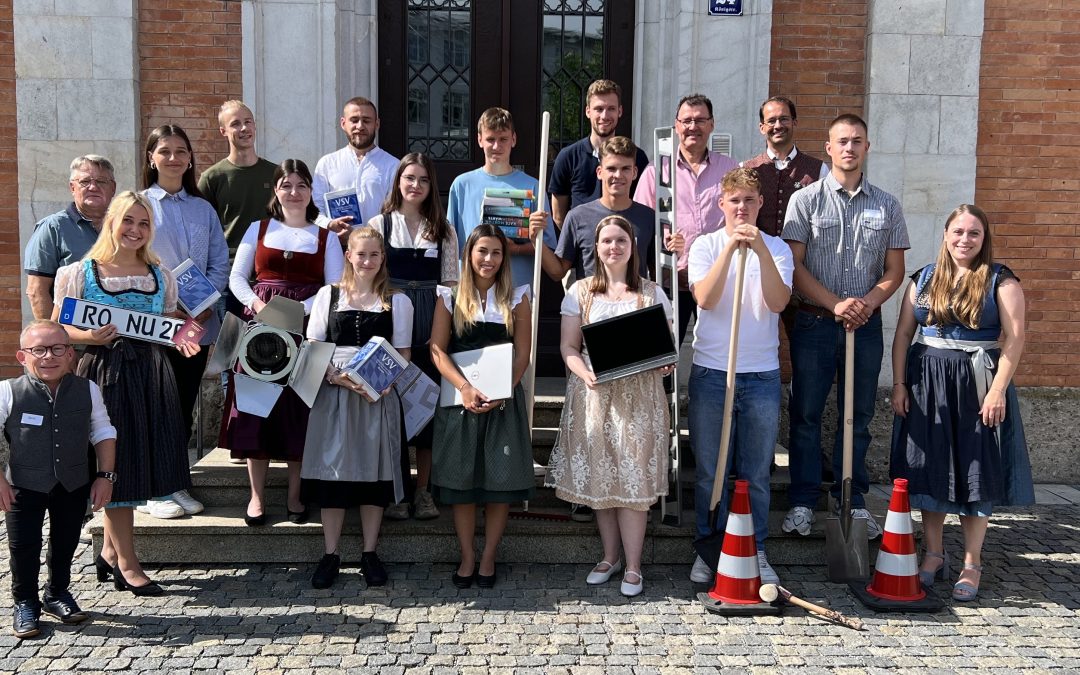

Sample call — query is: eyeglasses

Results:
[20,344,72,358]
[676,117,713,127]
[762,116,793,126]
[73,178,115,189]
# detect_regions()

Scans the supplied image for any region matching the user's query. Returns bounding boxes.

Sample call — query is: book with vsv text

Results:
[342,336,409,400]
[325,188,363,225]
[172,259,221,317]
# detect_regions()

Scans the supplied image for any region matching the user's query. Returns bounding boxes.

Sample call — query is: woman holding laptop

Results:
[430,224,534,590]
[545,215,674,597]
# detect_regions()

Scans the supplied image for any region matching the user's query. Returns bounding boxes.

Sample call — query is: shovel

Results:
[825,327,869,582]
[692,244,748,572]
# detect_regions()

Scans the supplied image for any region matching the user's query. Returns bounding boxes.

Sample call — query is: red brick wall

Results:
[975,2,1080,386]
[768,0,868,154]
[768,0,868,379]
[137,0,243,180]
[0,0,20,377]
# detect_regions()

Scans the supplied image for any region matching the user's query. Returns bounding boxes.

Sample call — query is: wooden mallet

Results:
[758,583,865,631]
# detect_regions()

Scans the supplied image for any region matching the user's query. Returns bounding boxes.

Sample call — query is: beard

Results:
[349,132,375,151]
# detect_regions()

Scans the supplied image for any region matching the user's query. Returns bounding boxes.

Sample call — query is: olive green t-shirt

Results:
[198,157,278,254]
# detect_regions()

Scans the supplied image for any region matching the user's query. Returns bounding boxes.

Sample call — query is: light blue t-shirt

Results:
[446,167,556,286]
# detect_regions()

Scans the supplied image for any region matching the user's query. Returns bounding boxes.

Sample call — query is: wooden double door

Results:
[377,0,637,375]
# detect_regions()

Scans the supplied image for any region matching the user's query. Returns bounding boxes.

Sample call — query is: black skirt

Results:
[300,479,396,509]
[78,340,192,503]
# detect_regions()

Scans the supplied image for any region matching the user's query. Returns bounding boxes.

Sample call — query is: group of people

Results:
[2,80,1033,638]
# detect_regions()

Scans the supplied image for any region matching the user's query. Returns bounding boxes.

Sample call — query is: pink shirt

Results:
[633,150,739,274]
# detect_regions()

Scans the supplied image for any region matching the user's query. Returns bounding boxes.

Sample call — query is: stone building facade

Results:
[3,0,1078,391]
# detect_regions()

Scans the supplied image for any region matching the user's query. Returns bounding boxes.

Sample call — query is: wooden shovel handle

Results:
[708,244,748,512]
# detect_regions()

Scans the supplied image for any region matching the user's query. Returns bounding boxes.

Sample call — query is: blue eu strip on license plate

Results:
[58,297,184,346]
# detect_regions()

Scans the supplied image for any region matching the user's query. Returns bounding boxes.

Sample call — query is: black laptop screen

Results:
[581,304,676,375]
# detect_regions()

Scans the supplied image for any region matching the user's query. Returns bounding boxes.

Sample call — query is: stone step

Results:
[88,495,902,566]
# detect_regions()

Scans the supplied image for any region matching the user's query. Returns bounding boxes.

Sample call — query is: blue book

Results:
[172,259,221,317]
[324,188,362,224]
[342,337,408,400]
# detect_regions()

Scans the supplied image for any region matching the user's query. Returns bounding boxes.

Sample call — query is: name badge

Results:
[862,208,884,220]
[21,413,43,426]
[424,248,438,258]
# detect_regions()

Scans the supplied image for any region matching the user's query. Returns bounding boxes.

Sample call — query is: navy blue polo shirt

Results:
[24,203,100,277]
[549,137,650,211]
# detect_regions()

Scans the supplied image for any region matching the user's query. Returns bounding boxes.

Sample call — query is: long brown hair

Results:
[927,204,995,329]
[454,224,514,336]
[141,124,203,197]
[83,191,161,266]
[588,215,641,294]
[338,227,394,310]
[267,159,320,222]
[381,153,451,243]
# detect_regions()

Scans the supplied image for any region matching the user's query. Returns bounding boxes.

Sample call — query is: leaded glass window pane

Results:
[407,0,472,160]
[542,0,606,156]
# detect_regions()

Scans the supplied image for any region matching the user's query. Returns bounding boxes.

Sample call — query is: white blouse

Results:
[229,219,347,314]
[306,285,414,350]
[365,212,460,283]
[561,279,673,322]
[54,261,179,314]
[436,284,530,323]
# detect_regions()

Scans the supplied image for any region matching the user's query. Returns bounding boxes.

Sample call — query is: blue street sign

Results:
[709,0,743,16]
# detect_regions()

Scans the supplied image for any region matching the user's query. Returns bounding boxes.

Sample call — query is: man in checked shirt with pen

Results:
[780,113,910,541]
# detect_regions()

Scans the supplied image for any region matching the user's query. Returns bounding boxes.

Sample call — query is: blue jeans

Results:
[787,310,884,509]
[688,365,780,546]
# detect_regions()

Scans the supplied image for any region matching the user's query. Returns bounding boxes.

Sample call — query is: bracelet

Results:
[457,381,468,391]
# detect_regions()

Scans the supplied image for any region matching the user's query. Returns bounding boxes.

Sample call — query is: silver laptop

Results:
[581,304,677,383]
[439,342,514,406]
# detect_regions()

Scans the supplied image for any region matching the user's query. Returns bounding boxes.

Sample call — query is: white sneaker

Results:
[782,506,815,536]
[137,499,185,519]
[690,555,713,583]
[170,490,204,515]
[851,508,883,540]
[757,550,779,585]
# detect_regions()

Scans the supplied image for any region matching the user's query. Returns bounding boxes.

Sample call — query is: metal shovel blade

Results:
[825,480,870,582]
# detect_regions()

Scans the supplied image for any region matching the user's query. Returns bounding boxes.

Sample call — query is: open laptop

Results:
[581,304,677,383]
[439,342,514,407]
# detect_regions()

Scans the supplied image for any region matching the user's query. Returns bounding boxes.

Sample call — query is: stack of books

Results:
[481,187,533,243]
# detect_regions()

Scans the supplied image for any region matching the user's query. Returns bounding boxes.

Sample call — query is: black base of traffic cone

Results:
[848,580,945,613]
[697,592,783,616]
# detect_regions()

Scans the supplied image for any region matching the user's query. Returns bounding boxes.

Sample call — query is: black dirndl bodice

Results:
[326,286,394,346]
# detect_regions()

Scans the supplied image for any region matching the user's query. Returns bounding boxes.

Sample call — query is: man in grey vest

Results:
[1,320,117,639]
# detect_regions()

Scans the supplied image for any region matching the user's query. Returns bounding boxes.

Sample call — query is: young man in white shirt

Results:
[312,97,400,235]
[686,167,794,585]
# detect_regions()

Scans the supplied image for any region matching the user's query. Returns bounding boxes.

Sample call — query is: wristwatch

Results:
[96,471,118,484]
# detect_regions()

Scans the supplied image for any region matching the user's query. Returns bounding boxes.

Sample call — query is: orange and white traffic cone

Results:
[698,480,781,615]
[850,478,944,612]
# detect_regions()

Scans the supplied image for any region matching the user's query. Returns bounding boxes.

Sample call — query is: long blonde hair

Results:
[927,204,994,329]
[338,226,393,310]
[83,191,161,266]
[588,215,641,294]
[454,224,514,335]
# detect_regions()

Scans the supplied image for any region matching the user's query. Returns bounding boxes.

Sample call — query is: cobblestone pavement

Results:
[0,505,1077,673]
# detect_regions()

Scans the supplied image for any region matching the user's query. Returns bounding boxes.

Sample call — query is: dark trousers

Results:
[166,348,210,447]
[677,289,698,346]
[5,482,91,603]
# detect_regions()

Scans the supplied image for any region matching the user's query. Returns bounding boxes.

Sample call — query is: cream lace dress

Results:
[545,278,672,511]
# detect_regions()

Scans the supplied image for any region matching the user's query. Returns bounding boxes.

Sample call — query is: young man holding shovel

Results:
[686,167,794,584]
[780,114,909,540]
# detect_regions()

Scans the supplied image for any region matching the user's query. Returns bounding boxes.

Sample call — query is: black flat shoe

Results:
[451,568,476,589]
[42,591,88,624]
[360,551,388,587]
[244,512,266,527]
[94,555,113,583]
[311,553,340,589]
[112,566,164,596]
[287,507,309,524]
[476,570,496,588]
